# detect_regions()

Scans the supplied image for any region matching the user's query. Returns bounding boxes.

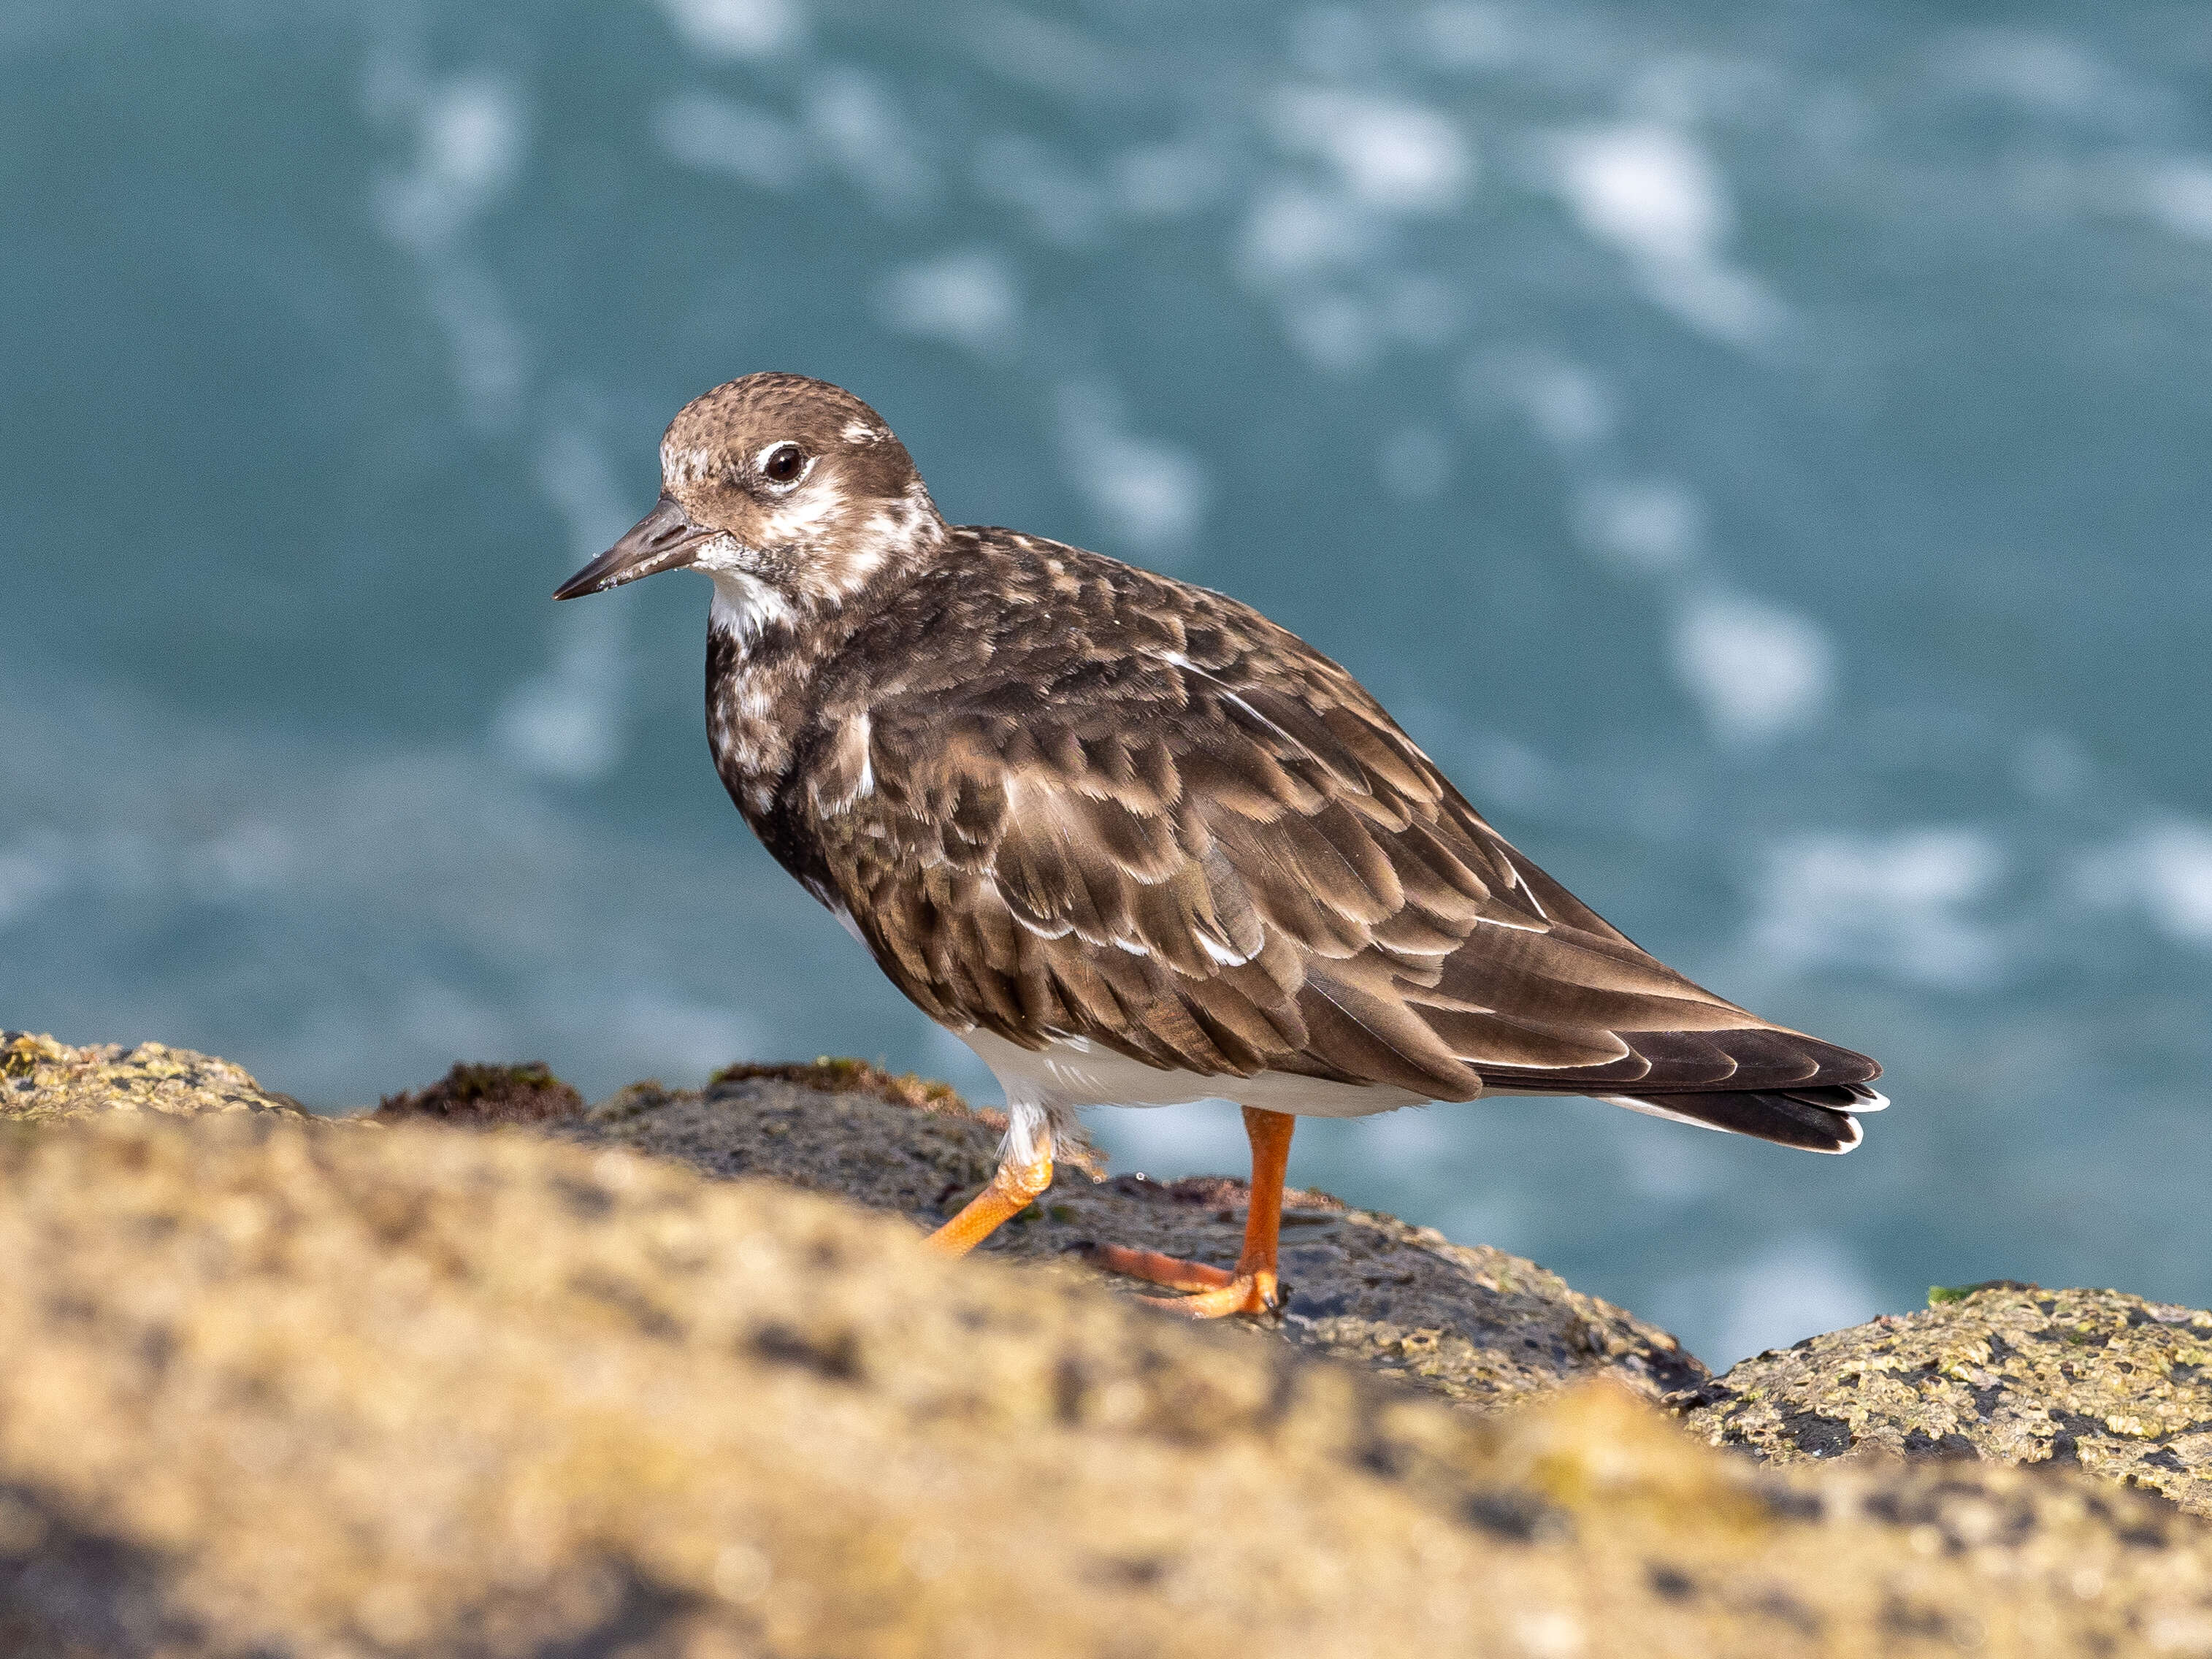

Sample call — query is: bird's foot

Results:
[1073,1241,1279,1319]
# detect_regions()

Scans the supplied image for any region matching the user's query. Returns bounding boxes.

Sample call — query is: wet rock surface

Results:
[567,1062,1707,1409]
[0,1030,307,1124]
[1683,1281,2212,1517]
[8,1111,2212,1658]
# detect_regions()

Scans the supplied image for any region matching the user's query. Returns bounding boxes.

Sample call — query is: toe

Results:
[1074,1242,1237,1292]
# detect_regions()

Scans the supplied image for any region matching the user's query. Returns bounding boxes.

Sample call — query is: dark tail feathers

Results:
[1601,1082,1886,1155]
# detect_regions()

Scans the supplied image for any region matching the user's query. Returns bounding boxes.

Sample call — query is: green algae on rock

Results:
[0,1030,306,1124]
[567,1066,1709,1410]
[5,1113,2212,1658]
[1680,1281,2212,1517]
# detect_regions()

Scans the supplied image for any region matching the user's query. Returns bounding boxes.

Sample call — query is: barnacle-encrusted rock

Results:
[1681,1281,2212,1516]
[6,1113,2212,1659]
[567,1064,1707,1408]
[0,1030,305,1124]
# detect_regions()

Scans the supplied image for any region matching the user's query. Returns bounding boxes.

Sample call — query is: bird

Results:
[554,372,1885,1318]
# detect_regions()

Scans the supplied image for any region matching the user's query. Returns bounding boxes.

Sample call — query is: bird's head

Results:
[554,372,942,622]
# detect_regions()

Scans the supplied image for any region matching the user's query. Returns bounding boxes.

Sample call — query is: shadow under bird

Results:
[555,372,1886,1317]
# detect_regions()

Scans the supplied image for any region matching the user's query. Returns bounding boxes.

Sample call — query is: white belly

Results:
[958,1028,1431,1119]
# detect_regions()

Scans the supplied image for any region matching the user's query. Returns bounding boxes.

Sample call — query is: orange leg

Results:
[1082,1107,1295,1319]
[925,1145,1053,1257]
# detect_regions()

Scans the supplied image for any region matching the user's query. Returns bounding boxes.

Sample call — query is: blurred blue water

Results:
[6,0,2212,1364]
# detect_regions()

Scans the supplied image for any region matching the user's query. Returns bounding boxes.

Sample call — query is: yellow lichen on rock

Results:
[0,1030,307,1124]
[1683,1282,2212,1515]
[4,1111,2212,1658]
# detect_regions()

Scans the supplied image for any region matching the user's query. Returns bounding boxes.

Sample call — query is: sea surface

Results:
[6,0,2212,1365]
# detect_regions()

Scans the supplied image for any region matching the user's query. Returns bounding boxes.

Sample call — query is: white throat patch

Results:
[707,569,796,649]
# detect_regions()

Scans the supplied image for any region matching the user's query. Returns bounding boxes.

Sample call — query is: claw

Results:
[1074,1108,1297,1322]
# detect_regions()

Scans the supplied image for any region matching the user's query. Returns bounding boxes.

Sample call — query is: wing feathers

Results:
[808,535,1879,1130]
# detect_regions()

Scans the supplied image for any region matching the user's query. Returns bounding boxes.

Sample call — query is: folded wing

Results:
[810,569,1878,1145]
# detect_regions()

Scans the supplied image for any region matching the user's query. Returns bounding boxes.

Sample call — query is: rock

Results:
[7,1111,2212,1658]
[374,1060,586,1127]
[0,1030,306,1124]
[567,1063,1707,1409]
[1680,1281,2212,1516]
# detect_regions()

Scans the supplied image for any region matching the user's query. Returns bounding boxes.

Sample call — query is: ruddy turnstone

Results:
[555,372,1885,1317]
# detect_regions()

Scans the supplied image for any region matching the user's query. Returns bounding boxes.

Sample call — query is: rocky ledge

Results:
[1683,1281,2212,1517]
[564,1060,1704,1409]
[2,1032,2210,1657]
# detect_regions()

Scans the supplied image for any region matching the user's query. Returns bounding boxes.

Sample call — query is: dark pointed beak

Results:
[553,495,715,599]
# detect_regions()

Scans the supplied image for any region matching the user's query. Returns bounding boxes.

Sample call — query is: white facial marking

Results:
[754,487,840,546]
[842,419,885,443]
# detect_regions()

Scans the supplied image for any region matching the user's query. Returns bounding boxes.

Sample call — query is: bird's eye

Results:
[760,443,807,484]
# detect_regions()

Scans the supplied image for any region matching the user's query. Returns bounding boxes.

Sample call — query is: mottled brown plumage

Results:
[556,372,1883,1304]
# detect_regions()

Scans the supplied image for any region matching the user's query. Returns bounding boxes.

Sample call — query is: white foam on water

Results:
[1268,88,1474,215]
[493,654,623,783]
[876,248,1022,355]
[1053,383,1208,562]
[1460,348,1617,454]
[1746,827,2010,990]
[1572,478,1703,574]
[1552,122,1727,267]
[1669,590,1834,746]
[652,91,809,191]
[494,428,635,784]
[2132,824,2212,944]
[656,0,806,61]
[2077,818,2212,948]
[368,71,527,251]
[1548,123,1788,348]
[972,134,1105,248]
[2135,157,2212,242]
[364,56,531,427]
[1239,182,1372,283]
[803,65,937,212]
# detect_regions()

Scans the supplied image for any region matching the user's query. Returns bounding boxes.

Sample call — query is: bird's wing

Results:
[808,601,1875,1101]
